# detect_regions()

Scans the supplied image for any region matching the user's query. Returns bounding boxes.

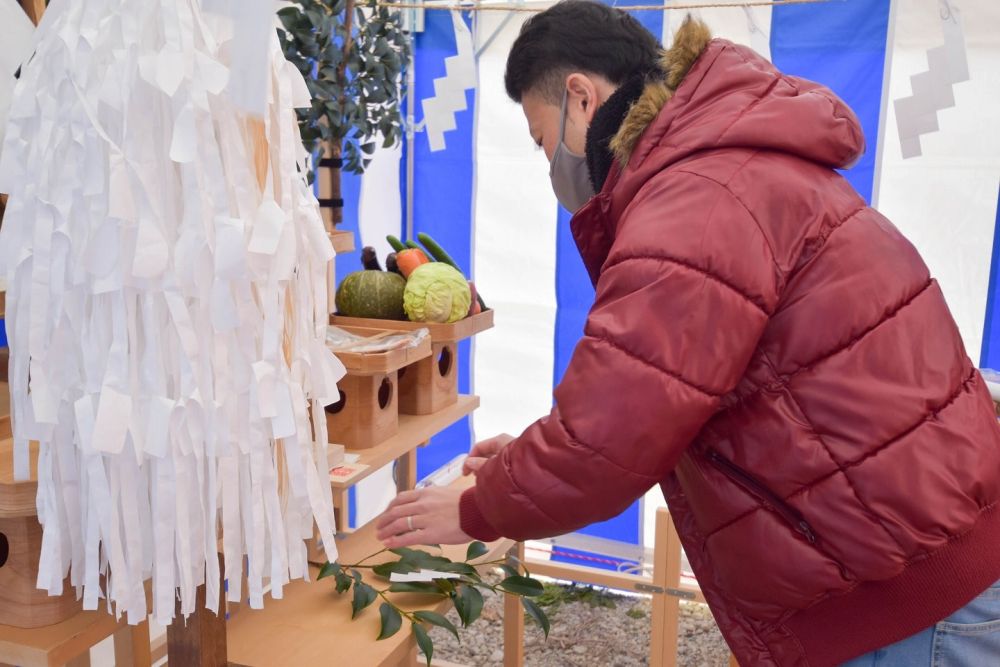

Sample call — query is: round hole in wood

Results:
[378,377,394,410]
[0,533,8,568]
[437,346,453,377]
[325,389,347,415]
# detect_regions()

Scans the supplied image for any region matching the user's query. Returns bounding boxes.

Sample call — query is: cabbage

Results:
[403,263,472,323]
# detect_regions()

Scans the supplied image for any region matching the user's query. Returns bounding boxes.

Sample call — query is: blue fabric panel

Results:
[411,11,476,482]
[770,0,891,204]
[979,184,1000,368]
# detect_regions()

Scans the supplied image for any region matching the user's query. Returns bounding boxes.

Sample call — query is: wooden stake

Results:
[650,509,682,667]
[167,557,228,667]
[503,542,526,667]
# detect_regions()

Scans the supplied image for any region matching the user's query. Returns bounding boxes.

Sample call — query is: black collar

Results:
[585,73,651,193]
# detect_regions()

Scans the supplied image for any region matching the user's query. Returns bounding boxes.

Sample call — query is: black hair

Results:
[504,0,662,104]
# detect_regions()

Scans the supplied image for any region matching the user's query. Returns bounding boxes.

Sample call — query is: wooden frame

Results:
[525,509,738,667]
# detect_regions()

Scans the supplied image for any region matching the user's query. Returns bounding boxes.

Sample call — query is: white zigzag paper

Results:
[422,11,477,152]
[893,0,970,159]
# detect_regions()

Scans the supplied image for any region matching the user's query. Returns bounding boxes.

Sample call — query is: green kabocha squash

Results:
[335,270,407,320]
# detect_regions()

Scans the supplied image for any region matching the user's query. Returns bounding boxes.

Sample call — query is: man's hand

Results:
[462,433,515,476]
[375,485,472,549]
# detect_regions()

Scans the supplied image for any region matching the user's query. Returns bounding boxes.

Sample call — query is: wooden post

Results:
[503,542,526,667]
[113,620,153,667]
[167,559,228,667]
[650,509,682,667]
[396,449,418,494]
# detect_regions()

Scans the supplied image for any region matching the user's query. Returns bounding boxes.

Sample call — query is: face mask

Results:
[549,90,595,213]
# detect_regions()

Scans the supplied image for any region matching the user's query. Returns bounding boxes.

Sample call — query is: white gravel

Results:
[427,581,731,666]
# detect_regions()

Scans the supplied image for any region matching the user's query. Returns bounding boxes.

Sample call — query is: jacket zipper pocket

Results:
[707,450,818,545]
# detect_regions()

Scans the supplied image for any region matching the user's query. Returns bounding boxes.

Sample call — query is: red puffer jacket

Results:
[460,23,1000,667]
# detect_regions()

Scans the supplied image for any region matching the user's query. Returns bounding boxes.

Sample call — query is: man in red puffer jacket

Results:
[377,3,1000,665]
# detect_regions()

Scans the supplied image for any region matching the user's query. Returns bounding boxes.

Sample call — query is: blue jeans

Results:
[841,579,1000,666]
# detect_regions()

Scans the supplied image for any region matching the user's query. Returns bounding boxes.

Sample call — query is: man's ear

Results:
[565,72,599,124]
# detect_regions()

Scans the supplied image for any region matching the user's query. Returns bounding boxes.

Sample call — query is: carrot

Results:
[395,248,431,278]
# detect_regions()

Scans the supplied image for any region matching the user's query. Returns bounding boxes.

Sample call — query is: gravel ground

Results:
[428,581,731,667]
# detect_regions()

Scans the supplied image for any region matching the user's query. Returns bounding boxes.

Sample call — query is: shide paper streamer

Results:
[0,0,347,625]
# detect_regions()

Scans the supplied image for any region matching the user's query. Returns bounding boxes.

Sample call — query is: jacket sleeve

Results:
[461,173,781,542]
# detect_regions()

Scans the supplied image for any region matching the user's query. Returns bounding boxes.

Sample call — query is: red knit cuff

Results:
[459,487,502,542]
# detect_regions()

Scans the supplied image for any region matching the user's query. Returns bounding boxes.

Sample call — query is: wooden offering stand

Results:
[330,309,494,415]
[325,329,432,450]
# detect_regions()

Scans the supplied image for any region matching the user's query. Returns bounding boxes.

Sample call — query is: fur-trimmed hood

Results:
[608,17,865,174]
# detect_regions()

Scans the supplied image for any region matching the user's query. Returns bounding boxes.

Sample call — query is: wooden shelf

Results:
[330,230,356,254]
[227,476,515,667]
[0,607,125,667]
[331,395,479,489]
[331,309,494,344]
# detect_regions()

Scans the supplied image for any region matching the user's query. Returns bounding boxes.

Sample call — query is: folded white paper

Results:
[0,0,343,625]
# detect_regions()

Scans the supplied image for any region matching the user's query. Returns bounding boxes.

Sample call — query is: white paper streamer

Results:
[0,0,35,155]
[0,0,345,624]
[421,11,477,152]
[893,0,970,159]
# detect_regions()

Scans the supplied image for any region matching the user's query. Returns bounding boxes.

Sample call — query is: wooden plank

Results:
[329,329,432,376]
[330,230,356,255]
[112,621,152,667]
[330,395,479,490]
[65,653,90,667]
[0,608,124,667]
[503,543,525,667]
[523,558,705,605]
[330,309,494,344]
[227,478,515,667]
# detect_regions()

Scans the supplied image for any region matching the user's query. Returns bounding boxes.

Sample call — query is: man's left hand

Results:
[375,485,472,549]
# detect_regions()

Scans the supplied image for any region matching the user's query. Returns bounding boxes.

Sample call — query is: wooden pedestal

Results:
[325,371,399,449]
[398,342,458,415]
[1,438,81,629]
[0,517,80,629]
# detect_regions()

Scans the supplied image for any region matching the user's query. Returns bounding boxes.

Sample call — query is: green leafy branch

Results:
[319,542,550,666]
[277,0,411,179]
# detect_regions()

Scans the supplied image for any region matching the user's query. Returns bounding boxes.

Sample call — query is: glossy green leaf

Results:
[523,597,551,638]
[454,585,485,628]
[465,542,488,561]
[414,610,460,642]
[377,603,402,640]
[351,581,377,619]
[413,622,433,667]
[334,570,354,594]
[499,576,545,597]
[317,561,341,580]
[387,581,448,596]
